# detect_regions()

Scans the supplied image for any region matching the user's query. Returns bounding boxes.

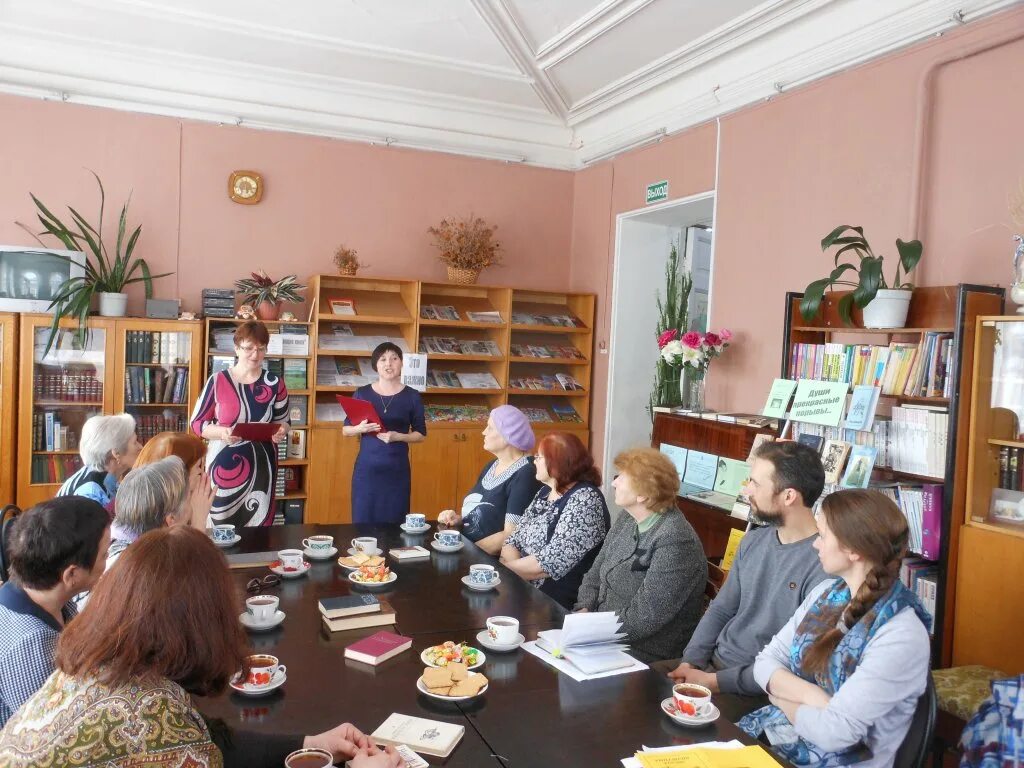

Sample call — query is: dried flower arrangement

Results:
[427,216,502,283]
[333,245,365,276]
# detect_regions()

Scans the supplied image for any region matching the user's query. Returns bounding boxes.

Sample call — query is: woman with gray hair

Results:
[57,414,142,516]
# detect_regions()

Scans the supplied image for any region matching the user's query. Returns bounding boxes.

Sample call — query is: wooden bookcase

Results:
[0,313,18,507]
[955,315,1024,673]
[783,285,1004,666]
[306,276,594,524]
[202,317,313,523]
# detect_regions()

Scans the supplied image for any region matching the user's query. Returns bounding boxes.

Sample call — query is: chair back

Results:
[0,504,22,583]
[704,561,726,608]
[893,673,937,768]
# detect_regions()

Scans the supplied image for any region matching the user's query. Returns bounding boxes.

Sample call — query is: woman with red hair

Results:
[500,432,609,609]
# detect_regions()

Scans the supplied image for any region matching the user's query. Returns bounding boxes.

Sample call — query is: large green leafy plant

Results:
[799,225,923,325]
[234,271,306,306]
[18,172,171,354]
[650,243,692,414]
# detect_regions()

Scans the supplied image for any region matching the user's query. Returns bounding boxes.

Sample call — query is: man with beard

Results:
[657,441,827,698]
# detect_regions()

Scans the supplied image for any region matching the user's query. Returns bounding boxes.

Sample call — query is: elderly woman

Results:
[190,320,289,528]
[134,431,215,529]
[573,448,707,662]
[57,413,141,514]
[500,432,609,609]
[0,527,402,768]
[437,405,544,554]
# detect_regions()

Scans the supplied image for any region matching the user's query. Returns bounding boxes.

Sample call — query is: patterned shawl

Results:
[738,579,931,767]
[0,670,222,767]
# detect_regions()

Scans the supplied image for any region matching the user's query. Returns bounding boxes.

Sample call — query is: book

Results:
[388,545,430,560]
[330,298,356,315]
[845,385,881,432]
[466,310,502,323]
[821,440,852,484]
[840,444,877,488]
[344,630,412,665]
[555,372,583,391]
[371,714,464,759]
[762,378,797,418]
[535,612,632,675]
[322,605,398,633]
[319,593,380,619]
[796,433,824,454]
[551,403,582,423]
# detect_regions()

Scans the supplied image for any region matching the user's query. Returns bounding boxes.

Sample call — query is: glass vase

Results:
[687,373,707,413]
[657,367,683,408]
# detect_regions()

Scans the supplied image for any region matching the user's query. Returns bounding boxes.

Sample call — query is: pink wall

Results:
[571,6,1024,461]
[1,99,574,315]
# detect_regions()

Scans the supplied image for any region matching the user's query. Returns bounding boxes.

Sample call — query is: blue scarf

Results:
[738,578,931,767]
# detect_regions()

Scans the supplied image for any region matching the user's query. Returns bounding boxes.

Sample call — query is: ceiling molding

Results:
[534,0,655,69]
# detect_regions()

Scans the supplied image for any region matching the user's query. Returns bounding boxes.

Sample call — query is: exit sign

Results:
[646,180,668,204]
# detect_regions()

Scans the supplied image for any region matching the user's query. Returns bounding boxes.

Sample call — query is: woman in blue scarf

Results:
[739,489,931,768]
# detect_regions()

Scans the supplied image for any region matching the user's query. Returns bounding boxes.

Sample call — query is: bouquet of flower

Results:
[658,328,732,375]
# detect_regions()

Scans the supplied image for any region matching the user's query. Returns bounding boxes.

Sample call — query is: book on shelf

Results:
[455,372,500,389]
[33,371,102,402]
[900,557,939,634]
[872,484,942,559]
[679,450,718,495]
[466,310,502,323]
[511,311,584,328]
[420,304,460,321]
[371,714,464,759]
[388,545,430,561]
[551,403,582,423]
[521,407,552,423]
[319,593,381,619]
[659,443,688,479]
[268,332,309,356]
[344,630,412,665]
[796,433,824,454]
[283,499,304,524]
[287,429,306,459]
[845,386,881,432]
[840,445,877,488]
[555,373,583,391]
[423,404,489,423]
[329,298,356,315]
[821,440,852,484]
[289,395,308,425]
[282,359,307,390]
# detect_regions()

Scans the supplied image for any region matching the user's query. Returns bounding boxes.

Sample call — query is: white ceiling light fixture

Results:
[581,128,667,166]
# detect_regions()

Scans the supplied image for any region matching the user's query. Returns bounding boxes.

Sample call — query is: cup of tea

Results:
[301,535,333,552]
[405,513,426,529]
[244,654,286,687]
[672,682,712,717]
[212,524,235,542]
[469,564,497,585]
[245,595,279,624]
[486,615,519,644]
[434,530,461,547]
[284,748,333,768]
[278,549,304,569]
[351,536,377,554]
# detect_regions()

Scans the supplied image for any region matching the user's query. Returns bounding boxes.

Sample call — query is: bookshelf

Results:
[0,313,17,506]
[203,317,313,525]
[306,276,594,523]
[783,285,1004,666]
[955,315,1024,673]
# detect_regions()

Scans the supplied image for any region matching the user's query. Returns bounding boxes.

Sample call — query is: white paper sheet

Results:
[521,640,648,682]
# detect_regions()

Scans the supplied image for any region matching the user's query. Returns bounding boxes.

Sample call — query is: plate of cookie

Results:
[416,662,489,701]
[337,552,386,570]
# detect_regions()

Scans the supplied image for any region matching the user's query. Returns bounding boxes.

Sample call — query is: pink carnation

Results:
[720,329,733,342]
[657,328,678,349]
[681,331,702,349]
[703,332,721,347]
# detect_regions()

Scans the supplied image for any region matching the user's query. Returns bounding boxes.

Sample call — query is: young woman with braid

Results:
[738,489,931,768]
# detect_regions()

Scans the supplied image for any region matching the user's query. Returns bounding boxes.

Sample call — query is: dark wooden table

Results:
[198,523,772,766]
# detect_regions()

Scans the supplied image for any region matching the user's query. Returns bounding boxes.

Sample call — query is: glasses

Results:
[246,575,281,593]
[237,344,268,354]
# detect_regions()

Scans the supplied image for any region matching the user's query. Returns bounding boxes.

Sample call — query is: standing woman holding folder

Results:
[190,321,289,527]
[343,342,425,524]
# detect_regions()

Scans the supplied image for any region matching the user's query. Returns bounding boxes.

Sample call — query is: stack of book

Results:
[509,343,585,359]
[321,594,397,632]
[511,311,584,327]
[419,337,502,356]
[422,404,489,423]
[420,304,461,320]
[900,557,939,634]
[202,288,235,318]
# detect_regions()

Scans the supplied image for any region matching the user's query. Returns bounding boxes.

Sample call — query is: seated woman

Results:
[500,432,609,609]
[57,413,142,515]
[0,526,402,768]
[437,405,544,554]
[739,489,931,768]
[573,448,706,663]
[134,431,215,529]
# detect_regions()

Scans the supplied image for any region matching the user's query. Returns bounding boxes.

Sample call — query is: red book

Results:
[343,631,412,666]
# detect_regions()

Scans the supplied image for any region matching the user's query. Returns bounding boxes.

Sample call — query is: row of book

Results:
[133,413,189,443]
[125,366,189,404]
[271,499,305,526]
[125,331,192,365]
[426,371,501,389]
[900,558,939,634]
[32,411,84,452]
[508,373,583,391]
[420,305,502,323]
[510,311,584,328]
[33,371,103,403]
[520,404,582,423]
[658,443,752,514]
[788,333,954,397]
[318,326,409,353]
[422,404,490,423]
[996,446,1024,490]
[509,343,585,360]
[419,337,502,356]
[30,454,83,483]
[273,466,301,496]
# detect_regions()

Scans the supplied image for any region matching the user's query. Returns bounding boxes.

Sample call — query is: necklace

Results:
[378,391,397,414]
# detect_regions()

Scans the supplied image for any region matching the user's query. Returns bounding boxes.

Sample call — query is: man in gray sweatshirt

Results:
[658,441,827,697]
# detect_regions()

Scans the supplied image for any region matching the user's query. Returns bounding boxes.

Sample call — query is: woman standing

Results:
[343,342,425,524]
[739,489,931,767]
[190,321,289,527]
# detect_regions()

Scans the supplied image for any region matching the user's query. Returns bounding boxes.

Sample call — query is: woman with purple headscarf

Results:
[438,405,544,555]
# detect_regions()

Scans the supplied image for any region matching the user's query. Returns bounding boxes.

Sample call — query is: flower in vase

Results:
[657,329,679,349]
[660,339,684,364]
[703,332,722,348]
[681,331,702,349]
[680,346,703,367]
[720,328,733,343]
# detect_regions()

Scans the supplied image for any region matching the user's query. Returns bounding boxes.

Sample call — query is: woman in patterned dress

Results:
[190,322,289,527]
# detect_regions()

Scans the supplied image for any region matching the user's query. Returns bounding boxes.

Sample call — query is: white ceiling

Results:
[0,0,1015,168]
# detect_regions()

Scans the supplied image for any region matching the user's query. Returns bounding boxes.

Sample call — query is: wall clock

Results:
[228,171,263,204]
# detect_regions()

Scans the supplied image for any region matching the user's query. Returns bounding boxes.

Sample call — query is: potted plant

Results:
[799,225,923,328]
[428,215,502,284]
[17,172,172,355]
[234,271,306,321]
[332,245,365,276]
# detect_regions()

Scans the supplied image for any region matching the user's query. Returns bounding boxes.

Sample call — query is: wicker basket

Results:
[338,265,358,276]
[446,266,480,285]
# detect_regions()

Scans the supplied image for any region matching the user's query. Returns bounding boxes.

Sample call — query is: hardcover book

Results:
[389,546,430,560]
[840,445,878,488]
[322,603,397,633]
[371,714,464,758]
[344,630,412,665]
[821,440,852,484]
[319,593,380,619]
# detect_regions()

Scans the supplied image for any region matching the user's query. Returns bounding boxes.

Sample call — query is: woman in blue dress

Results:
[343,342,426,524]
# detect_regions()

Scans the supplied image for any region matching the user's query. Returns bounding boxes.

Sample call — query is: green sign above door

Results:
[646,180,669,204]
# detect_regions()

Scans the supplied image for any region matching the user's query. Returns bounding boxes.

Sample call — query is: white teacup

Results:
[486,615,519,645]
[302,535,333,552]
[244,654,286,688]
[245,595,279,624]
[405,513,426,529]
[351,537,377,554]
[672,682,712,717]
[212,524,235,542]
[434,530,461,547]
[278,549,304,569]
[469,564,497,585]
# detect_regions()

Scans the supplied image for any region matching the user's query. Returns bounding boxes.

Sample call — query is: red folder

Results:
[229,422,281,442]
[336,395,384,429]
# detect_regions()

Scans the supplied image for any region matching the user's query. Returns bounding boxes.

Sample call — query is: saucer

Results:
[660,697,720,727]
[475,629,525,652]
[212,534,241,548]
[400,523,430,534]
[430,540,464,553]
[346,547,383,557]
[303,546,338,561]
[416,672,488,701]
[269,562,311,578]
[239,610,285,632]
[461,575,500,592]
[230,671,286,697]
[348,571,398,589]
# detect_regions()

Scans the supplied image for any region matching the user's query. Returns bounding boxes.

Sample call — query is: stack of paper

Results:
[623,743,782,768]
[535,612,634,675]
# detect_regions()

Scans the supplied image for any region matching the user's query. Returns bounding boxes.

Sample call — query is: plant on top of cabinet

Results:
[234,271,306,321]
[428,215,502,285]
